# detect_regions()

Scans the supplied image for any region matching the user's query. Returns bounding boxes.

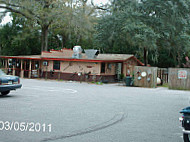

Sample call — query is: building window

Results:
[101,63,106,73]
[53,61,60,70]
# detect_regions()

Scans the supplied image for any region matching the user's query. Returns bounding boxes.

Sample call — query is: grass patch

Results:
[90,81,103,85]
[96,82,103,85]
[169,87,190,91]
[161,83,169,88]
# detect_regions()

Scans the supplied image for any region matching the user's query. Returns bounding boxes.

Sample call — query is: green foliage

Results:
[0,0,69,51]
[124,21,159,49]
[139,0,190,67]
[0,14,41,55]
[161,83,168,88]
[94,0,190,67]
[49,0,97,50]
[183,57,190,68]
[0,0,98,52]
[96,82,103,85]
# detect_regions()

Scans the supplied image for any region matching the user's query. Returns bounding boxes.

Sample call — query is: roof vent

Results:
[72,46,82,59]
[84,49,99,59]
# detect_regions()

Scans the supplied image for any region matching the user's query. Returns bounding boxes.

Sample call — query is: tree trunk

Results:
[144,47,148,66]
[177,50,182,67]
[0,45,2,55]
[61,34,66,48]
[41,25,49,52]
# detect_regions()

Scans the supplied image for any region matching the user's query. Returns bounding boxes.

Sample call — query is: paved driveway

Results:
[0,79,189,142]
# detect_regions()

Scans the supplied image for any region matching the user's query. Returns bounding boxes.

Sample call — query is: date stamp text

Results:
[0,121,52,133]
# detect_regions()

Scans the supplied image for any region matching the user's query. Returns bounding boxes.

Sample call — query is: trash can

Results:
[125,76,132,86]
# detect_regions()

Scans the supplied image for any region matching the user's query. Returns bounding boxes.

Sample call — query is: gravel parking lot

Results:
[0,78,189,142]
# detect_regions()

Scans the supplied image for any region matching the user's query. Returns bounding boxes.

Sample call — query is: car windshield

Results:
[0,69,6,76]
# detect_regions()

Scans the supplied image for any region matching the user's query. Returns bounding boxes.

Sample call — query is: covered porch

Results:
[0,56,41,79]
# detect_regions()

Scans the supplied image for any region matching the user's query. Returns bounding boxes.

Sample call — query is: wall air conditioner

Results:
[43,61,48,66]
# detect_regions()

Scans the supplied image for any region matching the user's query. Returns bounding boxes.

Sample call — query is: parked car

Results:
[0,69,22,96]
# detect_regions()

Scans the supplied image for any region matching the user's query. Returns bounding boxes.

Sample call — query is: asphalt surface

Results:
[0,78,189,142]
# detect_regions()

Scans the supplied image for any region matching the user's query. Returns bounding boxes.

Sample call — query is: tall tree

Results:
[0,0,68,51]
[94,0,159,65]
[95,0,190,67]
[50,0,98,49]
[139,0,190,67]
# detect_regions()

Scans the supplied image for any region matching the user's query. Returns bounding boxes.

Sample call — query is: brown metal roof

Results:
[0,49,143,65]
[97,54,134,60]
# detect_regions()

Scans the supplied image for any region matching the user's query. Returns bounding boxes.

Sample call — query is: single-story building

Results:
[0,47,143,82]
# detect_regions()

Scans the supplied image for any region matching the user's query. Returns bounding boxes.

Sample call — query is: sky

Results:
[0,0,109,25]
[92,0,108,4]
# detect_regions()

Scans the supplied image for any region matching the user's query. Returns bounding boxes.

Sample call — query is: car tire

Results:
[1,91,10,96]
[183,133,189,142]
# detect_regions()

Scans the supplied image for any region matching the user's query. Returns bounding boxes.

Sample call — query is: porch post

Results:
[13,65,15,76]
[20,60,24,78]
[7,59,10,74]
[28,60,32,78]
[123,62,126,77]
[37,61,40,78]
[5,59,8,74]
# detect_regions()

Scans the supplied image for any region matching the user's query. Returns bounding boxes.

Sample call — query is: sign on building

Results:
[178,70,187,79]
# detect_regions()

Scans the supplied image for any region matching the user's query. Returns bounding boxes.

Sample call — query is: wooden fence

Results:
[168,68,190,90]
[134,66,157,88]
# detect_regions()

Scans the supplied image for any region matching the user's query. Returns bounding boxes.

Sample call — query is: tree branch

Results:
[0,1,41,21]
[0,5,33,20]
